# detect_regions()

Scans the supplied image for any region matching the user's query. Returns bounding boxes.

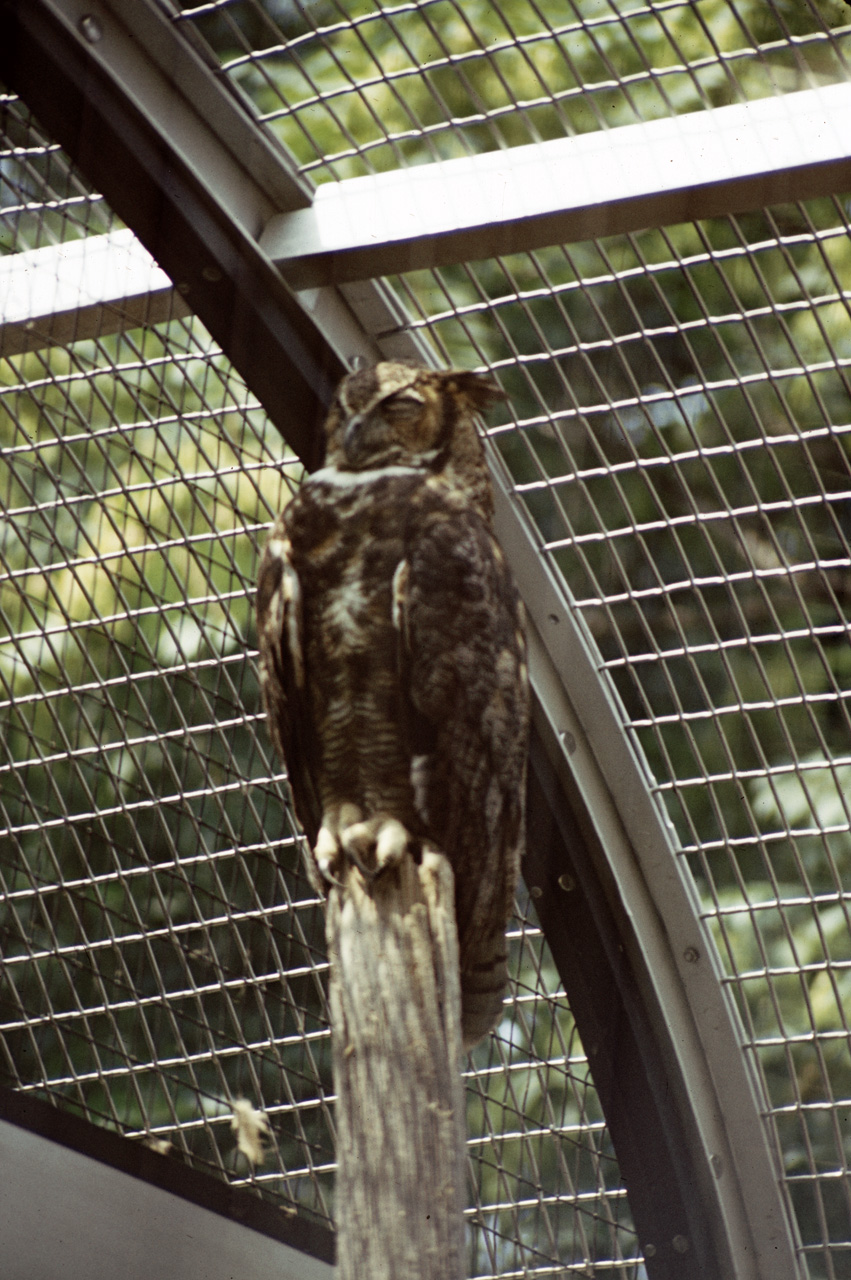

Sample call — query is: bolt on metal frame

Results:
[2,0,851,1277]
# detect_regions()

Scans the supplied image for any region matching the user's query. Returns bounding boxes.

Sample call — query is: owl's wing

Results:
[256,530,322,853]
[398,494,529,1043]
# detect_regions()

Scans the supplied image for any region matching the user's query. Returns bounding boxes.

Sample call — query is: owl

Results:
[256,361,529,1047]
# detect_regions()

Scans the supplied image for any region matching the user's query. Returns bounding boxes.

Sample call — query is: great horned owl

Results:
[256,362,529,1047]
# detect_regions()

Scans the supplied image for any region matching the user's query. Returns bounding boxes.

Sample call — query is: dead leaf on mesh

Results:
[142,1136,173,1156]
[230,1098,271,1165]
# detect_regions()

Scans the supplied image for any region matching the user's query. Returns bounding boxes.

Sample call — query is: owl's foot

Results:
[314,802,363,886]
[313,807,413,886]
[340,815,412,881]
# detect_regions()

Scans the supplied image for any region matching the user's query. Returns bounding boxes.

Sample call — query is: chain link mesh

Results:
[389,194,851,1275]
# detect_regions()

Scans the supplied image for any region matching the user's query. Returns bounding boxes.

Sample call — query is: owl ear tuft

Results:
[447,370,506,412]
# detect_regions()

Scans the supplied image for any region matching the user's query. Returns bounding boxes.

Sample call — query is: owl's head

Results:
[322,362,504,480]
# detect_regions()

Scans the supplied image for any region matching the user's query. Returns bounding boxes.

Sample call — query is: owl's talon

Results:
[340,816,412,880]
[375,817,411,869]
[312,805,366,886]
[314,826,342,886]
[315,853,346,890]
[344,846,379,882]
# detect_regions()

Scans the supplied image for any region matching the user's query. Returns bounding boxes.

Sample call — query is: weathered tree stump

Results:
[326,848,467,1280]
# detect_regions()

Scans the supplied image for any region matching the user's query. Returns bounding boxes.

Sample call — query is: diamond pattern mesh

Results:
[388,197,851,1274]
[175,0,851,181]
[4,0,851,1274]
[0,91,640,1277]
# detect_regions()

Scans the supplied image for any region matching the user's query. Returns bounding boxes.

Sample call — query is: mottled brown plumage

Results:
[256,362,529,1047]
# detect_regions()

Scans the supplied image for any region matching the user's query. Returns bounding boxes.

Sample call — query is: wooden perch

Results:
[326,848,468,1280]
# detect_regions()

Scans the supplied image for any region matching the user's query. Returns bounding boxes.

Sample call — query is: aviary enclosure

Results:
[1,2,850,1278]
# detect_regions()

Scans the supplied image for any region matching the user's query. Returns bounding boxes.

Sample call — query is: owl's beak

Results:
[343,414,364,452]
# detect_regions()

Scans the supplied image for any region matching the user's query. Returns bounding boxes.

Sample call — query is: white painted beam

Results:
[5,84,849,354]
[0,229,420,366]
[261,81,851,288]
[0,228,189,357]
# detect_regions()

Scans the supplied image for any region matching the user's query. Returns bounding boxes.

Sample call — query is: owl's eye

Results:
[382,394,424,424]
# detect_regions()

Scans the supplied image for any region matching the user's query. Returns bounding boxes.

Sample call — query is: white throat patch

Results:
[308,463,428,489]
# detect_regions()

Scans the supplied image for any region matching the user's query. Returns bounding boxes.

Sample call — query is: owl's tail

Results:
[460,935,509,1050]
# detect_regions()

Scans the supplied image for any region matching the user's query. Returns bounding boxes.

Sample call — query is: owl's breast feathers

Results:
[258,459,528,900]
[257,466,424,855]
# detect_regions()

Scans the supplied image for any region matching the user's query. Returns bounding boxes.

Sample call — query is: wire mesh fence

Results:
[0,89,641,1278]
[3,0,851,1276]
[174,0,851,181]
[0,90,114,251]
[388,200,851,1276]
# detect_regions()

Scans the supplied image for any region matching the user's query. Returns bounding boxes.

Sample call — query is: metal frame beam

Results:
[0,228,188,358]
[0,229,429,363]
[261,81,851,287]
[0,0,426,385]
[5,77,850,356]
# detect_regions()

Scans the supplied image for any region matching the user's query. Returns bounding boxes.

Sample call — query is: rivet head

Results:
[557,872,575,892]
[201,265,223,283]
[672,1234,689,1254]
[79,14,103,42]
[644,1243,656,1258]
[529,885,543,900]
[683,945,700,964]
[560,729,576,754]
